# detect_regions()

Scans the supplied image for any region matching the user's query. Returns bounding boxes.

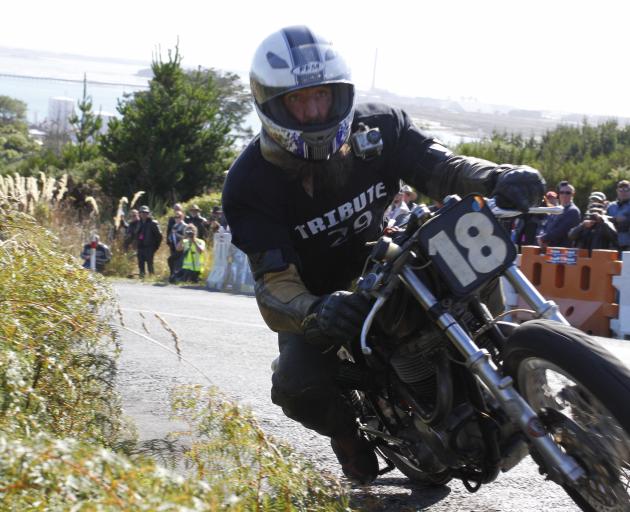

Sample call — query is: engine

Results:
[389,329,444,402]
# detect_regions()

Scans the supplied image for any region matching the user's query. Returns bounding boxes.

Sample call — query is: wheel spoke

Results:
[518,357,630,510]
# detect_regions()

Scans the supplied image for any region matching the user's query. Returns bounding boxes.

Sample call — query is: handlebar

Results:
[486,197,564,219]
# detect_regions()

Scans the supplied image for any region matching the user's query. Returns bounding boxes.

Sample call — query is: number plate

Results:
[417,195,516,297]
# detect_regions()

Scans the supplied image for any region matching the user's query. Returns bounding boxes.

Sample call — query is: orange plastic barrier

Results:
[518,246,622,337]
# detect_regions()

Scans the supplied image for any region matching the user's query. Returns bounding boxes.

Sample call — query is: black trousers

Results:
[167,246,183,277]
[137,247,155,276]
[271,332,356,438]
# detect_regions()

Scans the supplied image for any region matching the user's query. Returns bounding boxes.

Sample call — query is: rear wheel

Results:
[504,319,630,512]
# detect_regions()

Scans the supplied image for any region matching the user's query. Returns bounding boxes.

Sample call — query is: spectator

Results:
[209,206,228,235]
[166,203,183,239]
[607,180,630,251]
[136,205,163,277]
[175,224,206,283]
[185,204,209,240]
[166,203,184,275]
[544,190,559,206]
[568,203,617,252]
[384,191,409,224]
[538,181,581,248]
[400,184,418,210]
[510,193,547,249]
[80,234,111,272]
[167,210,188,282]
[589,191,608,207]
[123,209,140,251]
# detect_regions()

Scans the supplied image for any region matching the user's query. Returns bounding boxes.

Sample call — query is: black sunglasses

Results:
[558,190,572,195]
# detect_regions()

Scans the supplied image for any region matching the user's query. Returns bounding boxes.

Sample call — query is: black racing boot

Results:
[330,430,379,484]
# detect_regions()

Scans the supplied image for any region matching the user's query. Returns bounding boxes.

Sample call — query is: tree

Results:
[0,124,41,169]
[100,47,251,203]
[63,75,103,165]
[0,96,27,125]
[455,120,630,211]
[0,96,40,171]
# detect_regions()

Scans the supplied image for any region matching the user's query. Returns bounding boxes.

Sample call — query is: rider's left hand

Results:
[493,166,546,212]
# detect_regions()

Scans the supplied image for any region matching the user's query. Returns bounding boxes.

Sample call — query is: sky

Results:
[2,0,630,117]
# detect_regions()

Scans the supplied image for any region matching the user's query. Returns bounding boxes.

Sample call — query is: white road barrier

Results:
[228,245,255,294]
[206,231,254,294]
[611,251,630,340]
[206,232,232,290]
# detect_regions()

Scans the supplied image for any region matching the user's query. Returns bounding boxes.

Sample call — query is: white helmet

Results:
[250,26,355,161]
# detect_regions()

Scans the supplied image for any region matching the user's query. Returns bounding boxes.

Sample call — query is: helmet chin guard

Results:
[250,26,355,161]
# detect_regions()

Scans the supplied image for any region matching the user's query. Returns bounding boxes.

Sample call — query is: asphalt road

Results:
[111,280,628,511]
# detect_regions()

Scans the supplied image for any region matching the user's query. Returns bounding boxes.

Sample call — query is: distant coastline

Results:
[0,72,149,89]
[0,45,149,67]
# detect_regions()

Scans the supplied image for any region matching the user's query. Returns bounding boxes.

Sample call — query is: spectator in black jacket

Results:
[166,203,184,275]
[136,205,163,277]
[538,181,581,248]
[568,204,617,252]
[185,204,209,240]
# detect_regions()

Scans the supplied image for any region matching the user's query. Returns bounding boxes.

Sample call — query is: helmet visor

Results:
[264,82,354,133]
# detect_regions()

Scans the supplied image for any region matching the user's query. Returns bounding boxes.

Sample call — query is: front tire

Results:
[504,319,630,512]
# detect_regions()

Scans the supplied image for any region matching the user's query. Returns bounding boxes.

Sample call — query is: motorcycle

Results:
[338,193,630,511]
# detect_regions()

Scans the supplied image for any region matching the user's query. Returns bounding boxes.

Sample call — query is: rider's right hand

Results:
[493,166,546,212]
[302,291,372,346]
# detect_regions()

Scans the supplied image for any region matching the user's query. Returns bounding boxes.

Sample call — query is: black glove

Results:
[493,166,546,212]
[302,291,372,345]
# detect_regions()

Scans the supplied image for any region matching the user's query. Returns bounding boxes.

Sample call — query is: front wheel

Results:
[504,319,630,512]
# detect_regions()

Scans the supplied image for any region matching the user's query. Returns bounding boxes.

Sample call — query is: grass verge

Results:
[0,202,351,510]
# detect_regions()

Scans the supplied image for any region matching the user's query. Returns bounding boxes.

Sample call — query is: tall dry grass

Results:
[0,173,186,279]
[0,203,350,511]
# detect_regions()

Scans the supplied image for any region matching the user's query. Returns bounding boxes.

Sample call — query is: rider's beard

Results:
[259,129,355,197]
[295,144,355,197]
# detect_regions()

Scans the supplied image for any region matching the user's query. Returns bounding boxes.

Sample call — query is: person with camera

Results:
[568,202,617,252]
[175,224,206,283]
[222,26,545,484]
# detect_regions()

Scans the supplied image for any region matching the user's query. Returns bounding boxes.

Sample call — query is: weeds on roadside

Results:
[0,392,351,511]
[171,384,351,511]
[0,204,122,444]
[0,203,352,510]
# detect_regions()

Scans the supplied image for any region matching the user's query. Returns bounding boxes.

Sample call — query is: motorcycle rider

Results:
[222,26,545,484]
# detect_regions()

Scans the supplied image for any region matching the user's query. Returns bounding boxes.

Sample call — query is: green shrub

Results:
[180,192,223,219]
[0,204,122,444]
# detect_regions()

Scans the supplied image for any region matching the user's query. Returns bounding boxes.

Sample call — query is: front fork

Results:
[396,264,584,486]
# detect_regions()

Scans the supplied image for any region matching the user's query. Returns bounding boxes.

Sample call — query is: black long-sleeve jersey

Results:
[224,103,509,297]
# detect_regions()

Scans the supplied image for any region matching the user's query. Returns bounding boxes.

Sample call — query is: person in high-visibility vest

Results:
[175,224,206,283]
